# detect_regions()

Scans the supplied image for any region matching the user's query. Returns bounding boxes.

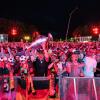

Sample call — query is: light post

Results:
[24,35,31,42]
[66,7,78,41]
[92,26,100,41]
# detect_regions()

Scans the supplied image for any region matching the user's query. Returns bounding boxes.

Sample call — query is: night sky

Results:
[0,0,100,37]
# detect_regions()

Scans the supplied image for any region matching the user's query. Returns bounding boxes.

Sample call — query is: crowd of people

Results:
[0,39,100,97]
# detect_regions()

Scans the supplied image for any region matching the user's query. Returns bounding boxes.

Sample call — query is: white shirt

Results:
[57,61,67,72]
[83,56,97,77]
[57,62,63,72]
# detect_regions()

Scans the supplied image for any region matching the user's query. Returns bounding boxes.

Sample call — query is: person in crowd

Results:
[65,52,85,100]
[14,55,20,75]
[48,54,59,98]
[0,40,99,99]
[67,53,84,77]
[0,57,5,75]
[33,42,50,77]
[20,55,36,95]
[83,50,97,77]
[57,52,69,76]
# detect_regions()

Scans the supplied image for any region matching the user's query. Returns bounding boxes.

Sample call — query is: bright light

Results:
[24,36,30,41]
[92,27,99,35]
[11,28,17,36]
[1,35,4,40]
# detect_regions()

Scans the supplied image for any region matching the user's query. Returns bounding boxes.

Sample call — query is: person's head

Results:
[60,53,67,62]
[71,53,78,62]
[50,54,58,62]
[15,55,20,61]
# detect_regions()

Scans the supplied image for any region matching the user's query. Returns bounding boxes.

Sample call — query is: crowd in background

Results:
[0,40,100,97]
[0,41,99,77]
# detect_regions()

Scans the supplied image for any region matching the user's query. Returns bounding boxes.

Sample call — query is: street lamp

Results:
[91,26,100,41]
[24,35,31,41]
[11,28,18,41]
[11,28,17,36]
[66,7,78,40]
[92,27,99,35]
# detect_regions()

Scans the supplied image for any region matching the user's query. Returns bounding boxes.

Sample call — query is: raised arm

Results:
[41,42,49,62]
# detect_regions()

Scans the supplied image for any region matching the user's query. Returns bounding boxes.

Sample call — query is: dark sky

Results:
[0,0,100,37]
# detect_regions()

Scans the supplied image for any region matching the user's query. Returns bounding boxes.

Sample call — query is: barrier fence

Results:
[59,76,100,100]
[0,76,100,100]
